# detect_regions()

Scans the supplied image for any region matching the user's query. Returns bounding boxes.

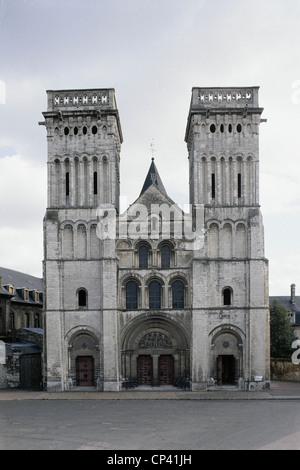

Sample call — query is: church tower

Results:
[185,87,270,389]
[42,89,122,391]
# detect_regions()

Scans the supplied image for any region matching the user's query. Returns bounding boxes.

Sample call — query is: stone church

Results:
[41,86,270,392]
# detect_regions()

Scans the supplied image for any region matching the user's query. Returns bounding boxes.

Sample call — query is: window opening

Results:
[228,124,232,133]
[78,289,87,307]
[149,280,161,309]
[223,288,232,306]
[64,127,69,135]
[172,280,185,309]
[238,173,242,198]
[210,123,216,133]
[161,245,170,268]
[211,173,216,199]
[126,281,138,309]
[34,314,40,328]
[66,172,70,196]
[139,245,148,269]
[237,123,242,133]
[74,127,78,135]
[83,126,87,135]
[92,126,97,135]
[93,171,98,195]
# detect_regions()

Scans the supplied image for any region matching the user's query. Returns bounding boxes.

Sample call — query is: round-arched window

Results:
[126,280,138,310]
[78,289,87,307]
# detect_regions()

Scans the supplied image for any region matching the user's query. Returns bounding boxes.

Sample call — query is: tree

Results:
[270,300,295,359]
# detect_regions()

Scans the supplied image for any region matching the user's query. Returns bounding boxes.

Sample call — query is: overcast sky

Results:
[0,0,300,295]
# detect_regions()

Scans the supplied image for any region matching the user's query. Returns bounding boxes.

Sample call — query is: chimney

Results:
[291,283,296,303]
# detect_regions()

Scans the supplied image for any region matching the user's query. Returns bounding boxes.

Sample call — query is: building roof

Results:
[269,284,300,325]
[140,158,167,196]
[269,296,300,313]
[5,342,42,356]
[0,267,43,304]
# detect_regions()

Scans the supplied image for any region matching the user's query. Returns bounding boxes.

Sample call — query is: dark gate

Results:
[20,354,42,390]
[137,355,153,385]
[159,355,174,385]
[217,355,235,385]
[76,356,94,386]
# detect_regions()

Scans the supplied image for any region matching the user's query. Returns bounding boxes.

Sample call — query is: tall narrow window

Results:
[172,280,185,309]
[11,312,15,330]
[93,171,98,195]
[161,245,170,268]
[149,280,161,309]
[126,280,138,309]
[66,172,70,196]
[223,288,232,306]
[139,245,148,269]
[238,173,242,198]
[78,289,87,307]
[211,173,216,199]
[34,314,40,328]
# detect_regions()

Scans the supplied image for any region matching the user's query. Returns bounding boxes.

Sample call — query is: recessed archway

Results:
[120,313,190,388]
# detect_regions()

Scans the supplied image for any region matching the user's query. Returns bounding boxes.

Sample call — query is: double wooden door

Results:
[137,355,174,386]
[76,356,94,386]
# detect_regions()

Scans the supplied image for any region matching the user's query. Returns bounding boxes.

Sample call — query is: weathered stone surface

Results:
[43,87,269,392]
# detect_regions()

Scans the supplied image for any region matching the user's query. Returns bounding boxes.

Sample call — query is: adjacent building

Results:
[0,267,43,388]
[270,283,300,337]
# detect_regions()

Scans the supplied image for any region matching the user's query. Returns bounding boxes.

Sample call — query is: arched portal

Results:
[120,313,190,389]
[66,328,100,388]
[209,325,245,386]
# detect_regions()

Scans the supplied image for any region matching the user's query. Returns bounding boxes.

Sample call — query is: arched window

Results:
[34,314,40,328]
[161,244,170,268]
[11,312,15,330]
[172,280,185,309]
[78,289,87,307]
[223,288,232,306]
[66,172,70,196]
[149,280,161,309]
[93,171,98,195]
[126,280,138,310]
[139,245,148,269]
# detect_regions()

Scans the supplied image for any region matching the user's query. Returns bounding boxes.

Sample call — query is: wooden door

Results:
[159,355,174,385]
[137,355,153,385]
[76,356,94,386]
[20,354,42,390]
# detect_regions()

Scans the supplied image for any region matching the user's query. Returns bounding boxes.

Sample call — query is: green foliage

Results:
[270,300,295,359]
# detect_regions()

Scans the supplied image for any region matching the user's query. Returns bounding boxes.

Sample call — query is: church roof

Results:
[140,158,167,196]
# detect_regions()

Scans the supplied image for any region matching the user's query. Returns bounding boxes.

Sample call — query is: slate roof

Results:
[140,158,167,196]
[270,288,300,326]
[269,296,300,313]
[5,342,42,356]
[0,267,43,304]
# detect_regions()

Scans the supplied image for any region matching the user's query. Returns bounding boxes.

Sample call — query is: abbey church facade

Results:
[41,87,270,391]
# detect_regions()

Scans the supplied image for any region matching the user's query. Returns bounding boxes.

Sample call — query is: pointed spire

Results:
[140,158,167,195]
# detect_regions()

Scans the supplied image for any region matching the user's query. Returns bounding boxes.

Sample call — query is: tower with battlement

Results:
[185,87,269,388]
[42,89,122,391]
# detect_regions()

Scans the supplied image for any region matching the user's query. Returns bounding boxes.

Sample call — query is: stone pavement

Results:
[0,380,299,400]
